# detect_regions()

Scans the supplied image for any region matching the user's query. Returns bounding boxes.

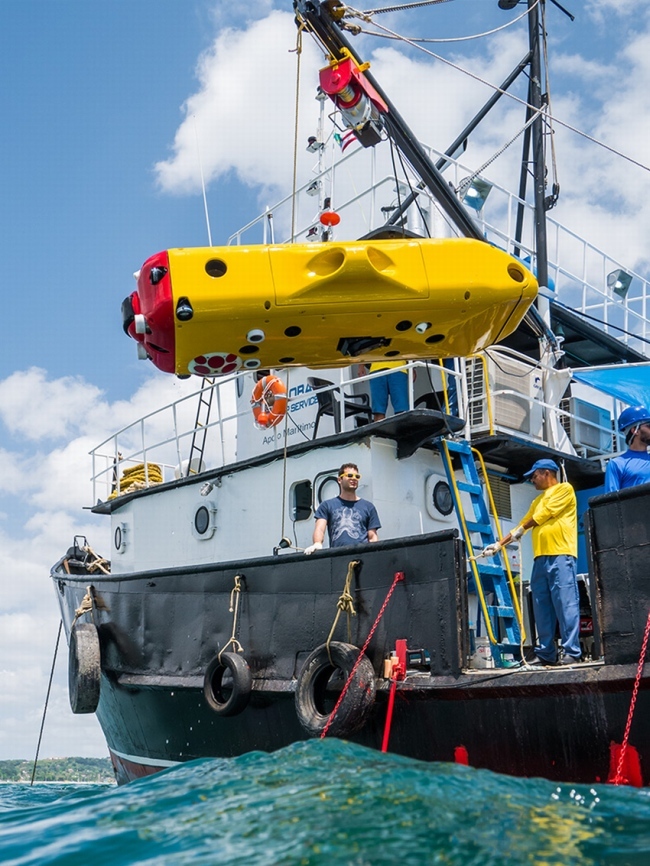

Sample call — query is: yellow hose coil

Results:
[108,463,163,499]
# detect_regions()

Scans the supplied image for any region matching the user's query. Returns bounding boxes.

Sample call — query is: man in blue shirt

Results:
[304,463,381,553]
[604,406,650,492]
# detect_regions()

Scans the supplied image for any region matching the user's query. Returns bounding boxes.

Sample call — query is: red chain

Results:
[613,609,650,785]
[321,571,404,739]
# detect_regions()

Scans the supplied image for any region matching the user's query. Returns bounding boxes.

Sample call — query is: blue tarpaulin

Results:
[572,362,650,408]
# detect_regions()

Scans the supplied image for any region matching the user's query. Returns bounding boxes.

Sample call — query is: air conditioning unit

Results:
[466,355,544,441]
[559,397,613,456]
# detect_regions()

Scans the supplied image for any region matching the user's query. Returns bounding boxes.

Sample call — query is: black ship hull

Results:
[53,504,650,787]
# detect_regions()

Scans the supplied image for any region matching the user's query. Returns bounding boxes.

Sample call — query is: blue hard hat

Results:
[618,405,650,433]
[523,458,560,477]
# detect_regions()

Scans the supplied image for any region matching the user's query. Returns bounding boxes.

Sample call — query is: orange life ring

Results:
[251,375,288,428]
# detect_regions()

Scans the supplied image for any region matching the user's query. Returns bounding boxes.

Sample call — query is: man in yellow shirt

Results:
[485,458,581,666]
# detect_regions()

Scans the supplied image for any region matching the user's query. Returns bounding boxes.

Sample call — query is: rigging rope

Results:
[30,621,63,786]
[280,370,291,542]
[326,561,360,651]
[290,24,305,243]
[350,0,538,43]
[455,106,545,197]
[321,571,404,739]
[73,586,95,625]
[219,574,244,660]
[345,11,650,175]
[359,0,453,14]
[540,0,559,201]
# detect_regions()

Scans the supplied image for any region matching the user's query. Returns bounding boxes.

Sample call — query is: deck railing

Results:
[90,352,617,504]
[227,142,650,357]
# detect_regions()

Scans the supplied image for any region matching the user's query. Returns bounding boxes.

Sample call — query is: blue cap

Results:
[523,458,559,478]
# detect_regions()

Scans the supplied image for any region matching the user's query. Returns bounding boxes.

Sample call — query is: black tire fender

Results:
[295,641,376,738]
[68,622,101,714]
[204,652,252,717]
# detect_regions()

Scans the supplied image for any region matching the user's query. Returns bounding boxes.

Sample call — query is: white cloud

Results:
[0,367,208,759]
[155,10,324,199]
[0,368,103,442]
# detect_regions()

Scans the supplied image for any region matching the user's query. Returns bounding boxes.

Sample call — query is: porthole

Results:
[114,522,128,554]
[425,476,454,522]
[316,473,340,505]
[433,481,454,516]
[192,503,218,540]
[195,506,210,535]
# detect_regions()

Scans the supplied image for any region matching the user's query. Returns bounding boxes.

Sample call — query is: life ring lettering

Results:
[295,641,376,738]
[203,652,252,717]
[250,375,288,429]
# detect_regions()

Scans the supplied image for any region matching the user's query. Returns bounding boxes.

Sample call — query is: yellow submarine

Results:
[122,237,538,377]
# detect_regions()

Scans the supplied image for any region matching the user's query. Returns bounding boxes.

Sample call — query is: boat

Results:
[51,0,650,787]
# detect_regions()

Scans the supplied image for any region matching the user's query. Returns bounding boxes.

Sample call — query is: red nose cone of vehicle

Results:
[121,251,176,374]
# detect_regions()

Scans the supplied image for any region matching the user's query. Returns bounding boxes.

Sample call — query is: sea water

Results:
[0,741,648,865]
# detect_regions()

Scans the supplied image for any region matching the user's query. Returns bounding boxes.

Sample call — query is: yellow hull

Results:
[128,238,537,376]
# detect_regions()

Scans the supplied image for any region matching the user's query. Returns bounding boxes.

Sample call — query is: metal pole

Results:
[528,0,549,292]
[387,52,532,227]
[513,77,533,259]
[294,0,482,240]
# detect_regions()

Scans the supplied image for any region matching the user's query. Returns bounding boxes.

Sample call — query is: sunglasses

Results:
[340,472,361,480]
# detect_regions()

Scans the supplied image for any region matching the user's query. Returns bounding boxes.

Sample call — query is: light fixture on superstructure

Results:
[607,269,633,299]
[460,178,493,212]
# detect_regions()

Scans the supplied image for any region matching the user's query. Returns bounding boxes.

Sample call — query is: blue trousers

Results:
[369,372,409,415]
[530,555,581,661]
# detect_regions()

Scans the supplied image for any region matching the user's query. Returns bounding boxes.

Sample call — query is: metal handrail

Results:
[227,139,650,353]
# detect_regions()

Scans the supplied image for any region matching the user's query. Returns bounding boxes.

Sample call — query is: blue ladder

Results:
[438,438,525,667]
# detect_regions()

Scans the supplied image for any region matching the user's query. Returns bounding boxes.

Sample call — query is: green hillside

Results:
[0,757,115,784]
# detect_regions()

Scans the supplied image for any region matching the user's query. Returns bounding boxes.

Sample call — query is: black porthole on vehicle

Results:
[385,350,400,357]
[425,334,445,344]
[194,506,211,535]
[285,326,302,337]
[395,320,412,331]
[317,475,340,505]
[433,481,454,516]
[279,357,294,363]
[239,345,259,354]
[205,259,227,278]
[114,526,122,550]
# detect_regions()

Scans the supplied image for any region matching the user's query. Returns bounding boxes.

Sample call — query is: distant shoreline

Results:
[0,757,114,784]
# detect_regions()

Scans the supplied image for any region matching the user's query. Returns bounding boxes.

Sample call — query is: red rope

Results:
[321,571,404,739]
[612,609,650,785]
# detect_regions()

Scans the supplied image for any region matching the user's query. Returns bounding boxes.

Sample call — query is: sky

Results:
[0,0,649,760]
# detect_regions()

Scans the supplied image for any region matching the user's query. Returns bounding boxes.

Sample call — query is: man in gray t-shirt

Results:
[304,462,381,554]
